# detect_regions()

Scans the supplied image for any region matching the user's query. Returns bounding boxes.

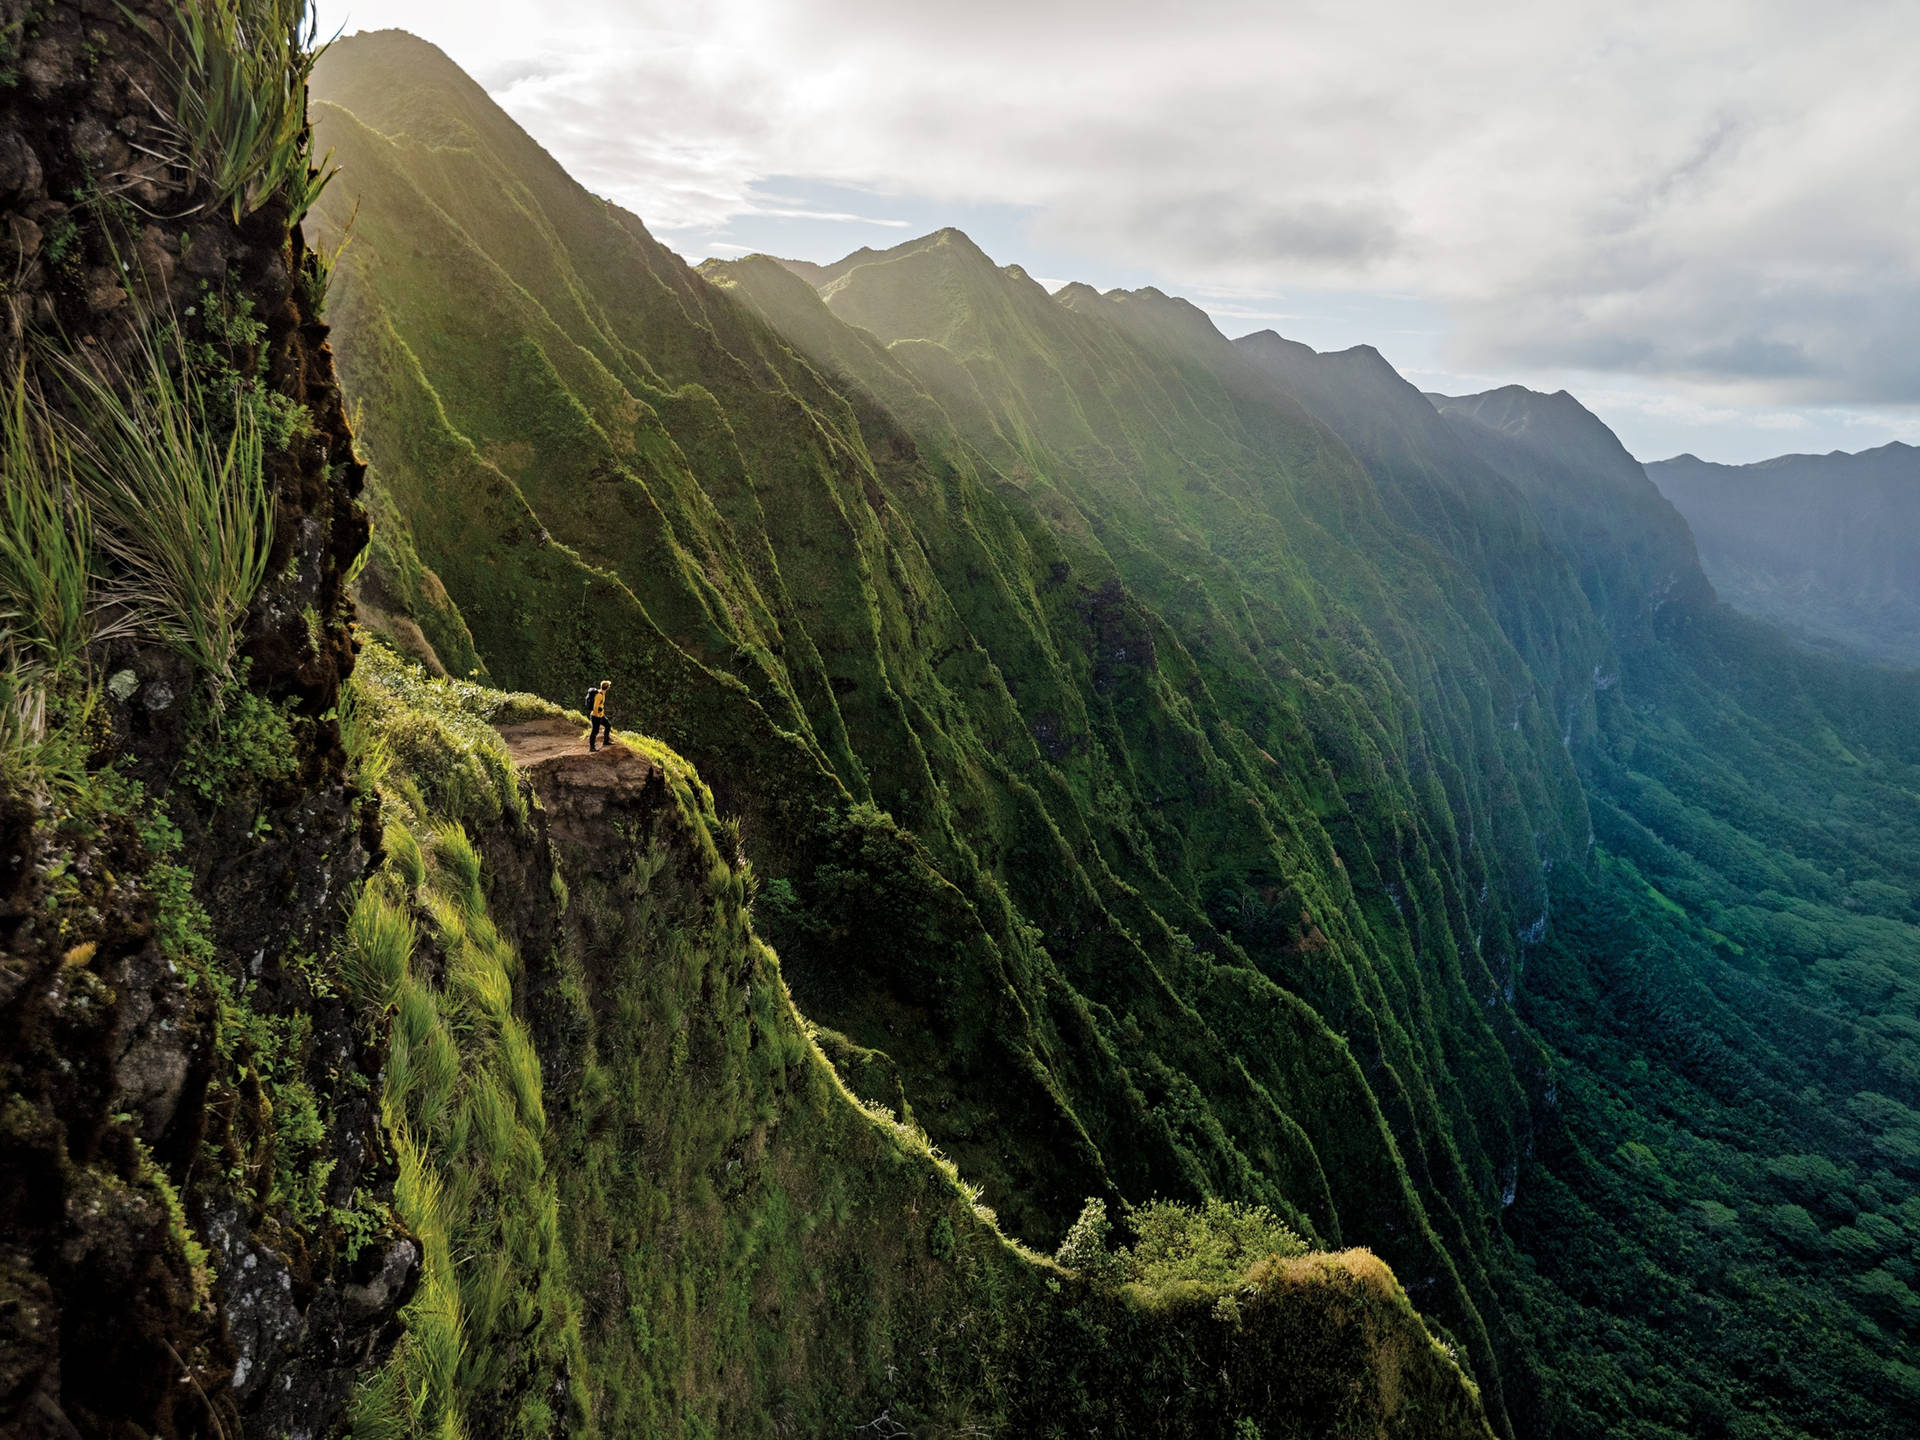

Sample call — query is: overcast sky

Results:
[320,0,1920,463]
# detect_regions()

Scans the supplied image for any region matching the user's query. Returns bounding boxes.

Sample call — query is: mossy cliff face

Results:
[310,34,1565,1431]
[309,31,1920,1440]
[345,646,1494,1439]
[0,9,1489,1435]
[0,4,401,1435]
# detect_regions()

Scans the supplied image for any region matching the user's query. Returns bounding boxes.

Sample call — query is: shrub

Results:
[1053,1197,1127,1287]
[175,676,297,799]
[1056,1194,1310,1291]
[186,288,313,452]
[1125,1197,1307,1290]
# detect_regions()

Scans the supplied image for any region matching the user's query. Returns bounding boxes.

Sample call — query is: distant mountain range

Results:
[1646,443,1920,667]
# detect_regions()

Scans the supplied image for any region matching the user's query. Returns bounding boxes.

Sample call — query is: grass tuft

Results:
[385,820,425,890]
[343,885,410,1015]
[152,0,337,222]
[0,372,99,797]
[55,313,271,695]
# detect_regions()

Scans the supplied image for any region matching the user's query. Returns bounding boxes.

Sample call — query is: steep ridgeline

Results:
[312,34,1599,1433]
[1426,387,1711,653]
[715,255,1920,1437]
[1242,344,1920,1436]
[1231,336,1624,699]
[335,644,1490,1438]
[1647,443,1920,667]
[307,29,1920,1440]
[0,7,1493,1436]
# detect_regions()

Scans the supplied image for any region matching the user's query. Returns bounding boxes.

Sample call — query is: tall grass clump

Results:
[0,374,101,797]
[335,674,394,793]
[57,317,271,694]
[153,0,336,222]
[343,709,582,1434]
[351,1125,469,1440]
[343,885,410,1015]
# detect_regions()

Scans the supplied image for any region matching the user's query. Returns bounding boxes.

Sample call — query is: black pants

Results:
[590,716,612,749]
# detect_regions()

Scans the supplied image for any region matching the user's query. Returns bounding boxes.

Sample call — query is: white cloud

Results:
[326,0,1920,411]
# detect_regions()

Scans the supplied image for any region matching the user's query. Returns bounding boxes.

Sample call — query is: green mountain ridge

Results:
[333,647,1490,1439]
[313,65,1569,1423]
[297,27,1920,1440]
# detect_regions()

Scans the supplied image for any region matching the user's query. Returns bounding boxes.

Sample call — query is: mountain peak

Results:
[1238,332,1423,408]
[1061,283,1228,356]
[1235,329,1321,365]
[317,29,486,142]
[915,226,993,264]
[1000,262,1048,294]
[905,228,992,270]
[1432,383,1634,465]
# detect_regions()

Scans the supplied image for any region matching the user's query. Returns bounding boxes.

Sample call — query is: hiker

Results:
[586,679,613,751]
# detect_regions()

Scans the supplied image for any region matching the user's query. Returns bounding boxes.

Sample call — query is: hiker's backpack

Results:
[584,687,599,715]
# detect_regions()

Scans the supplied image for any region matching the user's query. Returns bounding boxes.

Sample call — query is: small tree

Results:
[1053,1197,1127,1287]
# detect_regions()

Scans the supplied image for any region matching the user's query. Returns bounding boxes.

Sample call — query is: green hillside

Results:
[341,643,1489,1438]
[303,28,1920,1440]
[1243,337,1920,1435]
[311,38,1572,1430]
[731,233,1920,1436]
[0,8,1489,1432]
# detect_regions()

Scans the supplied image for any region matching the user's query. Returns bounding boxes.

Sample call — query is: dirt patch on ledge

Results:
[496,719,655,787]
[494,721,663,868]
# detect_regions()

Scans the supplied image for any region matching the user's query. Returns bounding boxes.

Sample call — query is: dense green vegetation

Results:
[311,41,1553,1431]
[1254,342,1920,1437]
[305,28,1919,1440]
[341,643,1490,1438]
[1501,611,1920,1437]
